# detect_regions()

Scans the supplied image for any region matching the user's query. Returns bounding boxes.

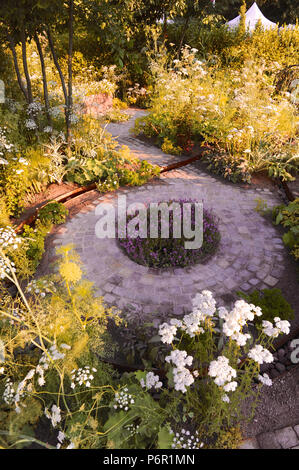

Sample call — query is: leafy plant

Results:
[273,199,299,260]
[238,288,294,325]
[38,201,68,226]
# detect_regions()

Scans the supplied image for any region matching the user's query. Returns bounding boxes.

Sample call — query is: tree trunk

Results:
[67,0,74,151]
[20,26,33,104]
[46,28,68,127]
[34,33,51,124]
[177,17,190,58]
[7,34,28,103]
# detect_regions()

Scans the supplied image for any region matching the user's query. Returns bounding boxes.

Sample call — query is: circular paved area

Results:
[51,109,287,320]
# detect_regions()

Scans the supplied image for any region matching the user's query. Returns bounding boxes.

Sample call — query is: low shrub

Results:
[272,199,299,261]
[238,288,294,325]
[38,201,68,226]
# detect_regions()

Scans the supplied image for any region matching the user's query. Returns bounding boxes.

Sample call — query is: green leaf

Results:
[148,335,161,343]
[157,426,173,449]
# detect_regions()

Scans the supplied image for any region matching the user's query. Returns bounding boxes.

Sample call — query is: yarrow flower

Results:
[172,367,195,393]
[248,345,274,365]
[258,373,273,387]
[208,356,237,391]
[180,290,216,337]
[140,372,162,390]
[166,350,195,393]
[221,300,262,346]
[262,318,290,338]
[166,350,193,369]
[159,322,177,344]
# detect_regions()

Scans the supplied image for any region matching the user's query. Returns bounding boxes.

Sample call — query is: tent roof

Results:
[227,2,277,31]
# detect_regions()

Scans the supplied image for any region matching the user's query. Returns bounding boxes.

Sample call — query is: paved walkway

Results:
[241,425,299,449]
[53,109,286,319]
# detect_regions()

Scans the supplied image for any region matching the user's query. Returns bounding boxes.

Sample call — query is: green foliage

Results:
[0,244,122,449]
[211,426,243,449]
[204,150,251,183]
[273,198,299,260]
[133,43,298,183]
[38,201,68,226]
[66,118,160,190]
[238,288,294,325]
[21,220,50,272]
[0,198,10,228]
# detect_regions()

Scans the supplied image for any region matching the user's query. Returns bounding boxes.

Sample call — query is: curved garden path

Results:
[51,109,287,321]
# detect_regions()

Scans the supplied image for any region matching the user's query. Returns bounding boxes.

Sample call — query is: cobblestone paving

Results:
[241,425,299,449]
[51,110,287,320]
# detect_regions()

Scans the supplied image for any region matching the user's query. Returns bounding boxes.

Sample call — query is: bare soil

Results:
[242,365,299,437]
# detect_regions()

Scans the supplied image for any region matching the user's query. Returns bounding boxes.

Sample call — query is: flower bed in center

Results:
[118,199,220,268]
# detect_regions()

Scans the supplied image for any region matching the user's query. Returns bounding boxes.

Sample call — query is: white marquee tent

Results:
[226,2,277,32]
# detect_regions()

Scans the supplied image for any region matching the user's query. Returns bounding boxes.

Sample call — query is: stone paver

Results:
[241,425,299,449]
[257,431,281,449]
[275,427,299,449]
[50,109,287,320]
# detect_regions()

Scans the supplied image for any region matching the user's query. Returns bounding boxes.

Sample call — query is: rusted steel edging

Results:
[15,183,97,233]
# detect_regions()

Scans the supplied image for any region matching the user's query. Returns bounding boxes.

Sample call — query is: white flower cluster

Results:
[70,366,97,389]
[170,428,203,449]
[0,226,22,251]
[14,369,36,411]
[208,356,237,398]
[2,343,70,412]
[166,350,195,393]
[45,404,62,428]
[124,423,140,438]
[158,290,216,343]
[27,101,42,116]
[258,373,273,387]
[56,431,75,449]
[140,372,162,390]
[57,431,66,449]
[43,126,53,133]
[166,350,193,369]
[220,300,262,346]
[159,322,177,344]
[37,343,68,386]
[3,378,14,405]
[113,388,134,411]
[69,113,79,124]
[0,127,14,158]
[26,278,56,297]
[248,345,274,365]
[0,226,21,279]
[25,119,37,130]
[262,317,290,338]
[0,257,16,279]
[49,106,62,118]
[40,343,66,365]
[181,290,216,338]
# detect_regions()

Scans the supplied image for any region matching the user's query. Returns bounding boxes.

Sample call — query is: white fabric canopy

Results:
[226,2,277,32]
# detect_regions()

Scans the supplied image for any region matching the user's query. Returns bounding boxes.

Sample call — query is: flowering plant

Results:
[118,199,220,268]
[139,290,290,440]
